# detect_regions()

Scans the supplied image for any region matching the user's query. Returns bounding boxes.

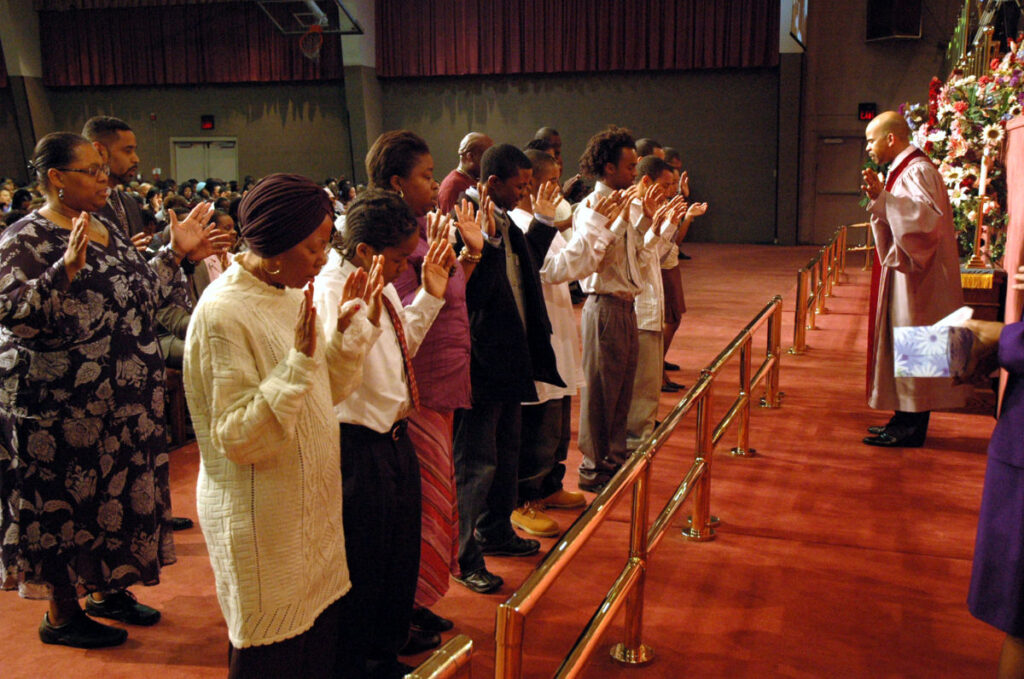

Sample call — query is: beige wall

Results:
[799,0,964,242]
[42,82,352,184]
[381,69,781,244]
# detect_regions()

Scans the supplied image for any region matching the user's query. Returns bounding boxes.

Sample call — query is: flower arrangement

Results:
[901,45,1024,264]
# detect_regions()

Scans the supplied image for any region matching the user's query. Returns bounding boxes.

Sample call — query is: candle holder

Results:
[965,194,989,269]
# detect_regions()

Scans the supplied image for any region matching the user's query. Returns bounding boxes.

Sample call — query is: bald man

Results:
[437,132,493,213]
[860,111,967,447]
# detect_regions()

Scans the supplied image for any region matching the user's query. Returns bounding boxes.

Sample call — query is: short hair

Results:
[12,189,32,211]
[635,138,662,157]
[534,126,560,142]
[481,144,532,182]
[579,126,635,179]
[662,147,681,164]
[365,130,431,190]
[82,116,133,145]
[524,138,552,153]
[524,149,557,176]
[164,194,189,211]
[637,156,673,182]
[336,188,418,260]
[28,132,91,189]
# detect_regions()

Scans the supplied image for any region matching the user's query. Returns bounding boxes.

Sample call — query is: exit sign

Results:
[858,103,877,121]
[200,115,215,130]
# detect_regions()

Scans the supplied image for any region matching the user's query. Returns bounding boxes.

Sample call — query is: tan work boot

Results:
[541,488,587,509]
[511,502,560,537]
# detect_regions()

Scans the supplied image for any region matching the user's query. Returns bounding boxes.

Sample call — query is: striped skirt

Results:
[408,405,460,607]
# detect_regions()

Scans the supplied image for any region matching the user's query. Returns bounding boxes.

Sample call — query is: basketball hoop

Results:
[299,24,324,62]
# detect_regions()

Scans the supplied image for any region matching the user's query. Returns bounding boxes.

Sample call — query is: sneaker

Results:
[578,477,609,494]
[452,568,503,594]
[85,590,161,626]
[541,488,587,510]
[511,503,560,537]
[477,534,540,557]
[39,611,128,648]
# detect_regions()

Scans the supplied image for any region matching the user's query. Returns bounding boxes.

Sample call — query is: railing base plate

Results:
[682,526,717,542]
[787,346,806,355]
[610,642,654,666]
[687,515,721,528]
[760,392,784,408]
[730,447,756,457]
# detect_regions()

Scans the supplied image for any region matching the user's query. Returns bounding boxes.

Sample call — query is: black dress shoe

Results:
[368,659,415,679]
[171,516,194,531]
[398,627,441,656]
[39,611,128,648]
[411,606,454,633]
[862,430,926,448]
[664,361,680,371]
[578,477,608,494]
[85,590,161,626]
[478,534,540,557]
[661,383,680,393]
[867,425,887,435]
[663,380,686,390]
[678,250,692,260]
[453,568,503,594]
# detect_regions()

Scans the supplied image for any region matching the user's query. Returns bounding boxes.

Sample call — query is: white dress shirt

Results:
[313,250,445,433]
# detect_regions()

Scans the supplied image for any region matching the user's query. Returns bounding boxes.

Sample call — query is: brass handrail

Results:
[494,296,784,679]
[409,635,473,679]
[789,225,847,355]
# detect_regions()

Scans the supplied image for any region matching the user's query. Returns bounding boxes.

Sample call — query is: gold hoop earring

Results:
[262,259,282,276]
[397,189,404,198]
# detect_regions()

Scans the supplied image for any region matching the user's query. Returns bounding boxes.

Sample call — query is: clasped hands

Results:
[294,256,386,358]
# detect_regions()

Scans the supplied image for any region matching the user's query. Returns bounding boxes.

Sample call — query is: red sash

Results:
[866,148,929,397]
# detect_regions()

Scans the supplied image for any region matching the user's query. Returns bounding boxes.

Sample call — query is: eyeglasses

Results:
[57,165,111,178]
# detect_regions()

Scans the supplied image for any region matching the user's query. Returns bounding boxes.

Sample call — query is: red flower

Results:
[992,58,1002,70]
[954,101,969,113]
[979,75,993,85]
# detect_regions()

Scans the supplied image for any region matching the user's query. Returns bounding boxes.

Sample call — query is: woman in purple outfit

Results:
[968,265,1024,679]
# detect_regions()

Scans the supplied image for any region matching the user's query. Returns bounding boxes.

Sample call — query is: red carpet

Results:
[0,243,1001,678]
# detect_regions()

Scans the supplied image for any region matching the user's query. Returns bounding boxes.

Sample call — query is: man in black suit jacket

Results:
[451,144,564,593]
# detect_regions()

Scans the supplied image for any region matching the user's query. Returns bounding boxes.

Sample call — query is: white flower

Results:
[927,128,947,142]
[1010,103,1023,118]
[940,164,965,185]
[949,186,967,206]
[983,123,1005,146]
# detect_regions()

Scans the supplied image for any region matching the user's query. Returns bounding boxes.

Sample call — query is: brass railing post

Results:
[610,462,654,665]
[762,298,783,408]
[806,263,819,331]
[814,252,827,315]
[494,604,525,679]
[839,225,848,274]
[824,241,836,298]
[789,268,807,354]
[684,371,716,542]
[730,336,754,456]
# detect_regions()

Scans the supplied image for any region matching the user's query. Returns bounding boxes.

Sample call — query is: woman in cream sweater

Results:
[183,174,383,679]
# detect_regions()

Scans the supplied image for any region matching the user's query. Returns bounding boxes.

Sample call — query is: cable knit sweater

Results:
[183,262,379,648]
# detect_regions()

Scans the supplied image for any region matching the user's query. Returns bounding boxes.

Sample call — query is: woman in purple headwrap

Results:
[183,173,384,679]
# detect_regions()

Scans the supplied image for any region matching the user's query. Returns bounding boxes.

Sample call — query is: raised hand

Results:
[364,254,385,327]
[861,168,883,201]
[130,232,153,252]
[335,266,368,333]
[294,282,318,358]
[168,202,216,261]
[453,199,484,257]
[1015,264,1024,292]
[590,191,629,224]
[686,201,708,219]
[422,237,455,298]
[640,183,666,219]
[678,170,690,198]
[532,180,564,222]
[426,210,452,245]
[64,211,90,281]
[477,184,497,238]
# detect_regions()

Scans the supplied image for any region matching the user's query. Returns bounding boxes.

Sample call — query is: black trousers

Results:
[453,401,522,574]
[227,595,348,679]
[518,396,571,503]
[338,422,422,672]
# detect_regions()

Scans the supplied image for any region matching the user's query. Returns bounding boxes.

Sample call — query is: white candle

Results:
[979,147,990,197]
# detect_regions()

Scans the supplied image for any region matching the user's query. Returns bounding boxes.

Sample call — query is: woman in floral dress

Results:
[0,132,219,648]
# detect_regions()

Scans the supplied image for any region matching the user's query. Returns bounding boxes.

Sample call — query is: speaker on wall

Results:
[866,0,922,41]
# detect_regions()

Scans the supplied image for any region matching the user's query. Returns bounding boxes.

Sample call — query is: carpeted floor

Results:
[0,243,1002,678]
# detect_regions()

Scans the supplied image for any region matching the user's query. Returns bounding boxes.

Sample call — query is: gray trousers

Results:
[626,328,663,450]
[578,294,639,486]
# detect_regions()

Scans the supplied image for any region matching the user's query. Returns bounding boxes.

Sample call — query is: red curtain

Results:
[376,0,779,77]
[40,2,342,86]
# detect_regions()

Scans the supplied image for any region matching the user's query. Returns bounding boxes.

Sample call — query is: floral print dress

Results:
[0,210,187,600]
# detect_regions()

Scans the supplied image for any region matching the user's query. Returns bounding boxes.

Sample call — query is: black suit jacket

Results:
[457,195,564,403]
[96,190,146,238]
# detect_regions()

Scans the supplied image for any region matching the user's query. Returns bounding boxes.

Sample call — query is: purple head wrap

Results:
[238,173,332,257]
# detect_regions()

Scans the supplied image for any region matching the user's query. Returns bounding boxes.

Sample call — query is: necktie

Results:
[109,192,129,234]
[495,210,527,327]
[381,295,420,411]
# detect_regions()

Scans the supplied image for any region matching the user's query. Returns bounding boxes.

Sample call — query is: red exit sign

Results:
[858,103,877,121]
